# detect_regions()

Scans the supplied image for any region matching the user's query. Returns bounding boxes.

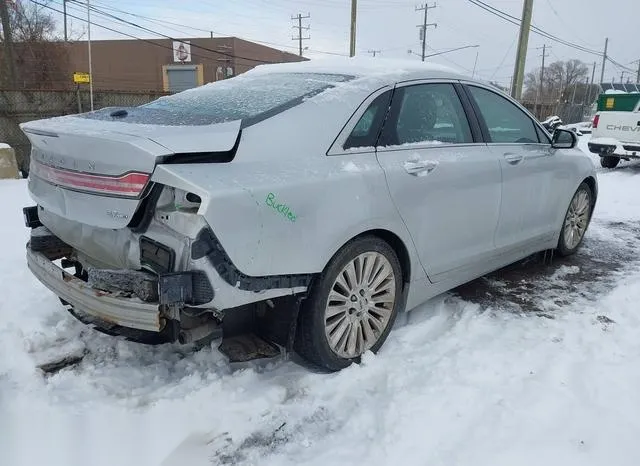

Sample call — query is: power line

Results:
[56,1,232,64]
[45,0,277,78]
[65,0,347,60]
[65,0,276,64]
[466,0,602,56]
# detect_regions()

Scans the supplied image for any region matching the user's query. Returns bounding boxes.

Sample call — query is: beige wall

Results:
[62,37,304,92]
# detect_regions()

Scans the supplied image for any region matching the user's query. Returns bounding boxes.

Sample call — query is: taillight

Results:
[31,160,150,198]
[593,114,599,129]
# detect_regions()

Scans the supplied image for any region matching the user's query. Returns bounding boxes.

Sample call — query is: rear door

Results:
[463,84,559,249]
[375,81,502,283]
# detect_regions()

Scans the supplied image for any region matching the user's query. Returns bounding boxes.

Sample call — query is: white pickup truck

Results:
[588,92,640,168]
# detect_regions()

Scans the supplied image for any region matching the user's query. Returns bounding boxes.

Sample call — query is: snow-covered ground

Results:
[2,137,640,466]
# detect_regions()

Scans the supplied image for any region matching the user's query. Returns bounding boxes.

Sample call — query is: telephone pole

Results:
[63,0,68,41]
[632,59,640,83]
[291,13,310,57]
[0,0,17,88]
[367,50,381,57]
[511,0,534,100]
[620,71,627,83]
[87,0,94,111]
[534,44,550,114]
[349,0,357,57]
[599,37,608,85]
[585,61,596,105]
[416,3,437,62]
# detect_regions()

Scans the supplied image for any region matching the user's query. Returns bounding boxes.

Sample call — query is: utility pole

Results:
[415,3,437,62]
[570,80,578,105]
[0,0,17,88]
[349,0,357,57]
[87,0,94,111]
[599,37,608,85]
[585,61,596,105]
[291,13,310,57]
[510,0,534,100]
[534,44,550,117]
[63,0,68,41]
[367,49,381,57]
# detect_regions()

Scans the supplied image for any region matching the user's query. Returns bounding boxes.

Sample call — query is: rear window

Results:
[81,72,353,126]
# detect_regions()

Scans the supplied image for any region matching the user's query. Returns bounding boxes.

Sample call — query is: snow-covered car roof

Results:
[243,56,468,83]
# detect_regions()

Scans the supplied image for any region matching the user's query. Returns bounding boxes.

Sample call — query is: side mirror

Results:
[551,128,577,149]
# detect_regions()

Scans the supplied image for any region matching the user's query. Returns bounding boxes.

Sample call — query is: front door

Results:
[464,84,560,250]
[375,81,502,283]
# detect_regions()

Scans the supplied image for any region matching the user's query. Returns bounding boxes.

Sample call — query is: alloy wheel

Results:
[323,252,396,359]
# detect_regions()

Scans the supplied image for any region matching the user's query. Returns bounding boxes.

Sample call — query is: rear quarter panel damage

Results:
[152,154,422,280]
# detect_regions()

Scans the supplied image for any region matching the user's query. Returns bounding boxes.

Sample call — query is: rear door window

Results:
[380,83,473,147]
[467,85,539,144]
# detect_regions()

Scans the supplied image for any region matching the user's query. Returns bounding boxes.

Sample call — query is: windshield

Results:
[81,72,354,126]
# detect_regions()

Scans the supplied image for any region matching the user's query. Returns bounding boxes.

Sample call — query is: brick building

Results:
[7,36,305,92]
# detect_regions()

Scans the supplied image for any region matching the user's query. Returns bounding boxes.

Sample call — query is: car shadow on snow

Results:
[452,220,640,315]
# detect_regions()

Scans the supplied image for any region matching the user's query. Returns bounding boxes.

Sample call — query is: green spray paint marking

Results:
[265,192,297,222]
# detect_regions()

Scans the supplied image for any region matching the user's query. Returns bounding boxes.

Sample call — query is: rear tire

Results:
[556,182,593,257]
[600,156,620,168]
[294,236,403,372]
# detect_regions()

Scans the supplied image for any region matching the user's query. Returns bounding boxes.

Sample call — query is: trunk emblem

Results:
[106,209,129,220]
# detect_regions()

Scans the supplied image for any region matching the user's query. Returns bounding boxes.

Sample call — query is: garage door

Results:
[165,65,198,93]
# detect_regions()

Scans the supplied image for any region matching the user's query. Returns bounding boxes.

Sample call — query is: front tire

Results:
[600,155,620,168]
[557,182,593,256]
[294,236,403,372]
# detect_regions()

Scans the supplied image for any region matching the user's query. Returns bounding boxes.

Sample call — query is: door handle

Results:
[403,159,438,176]
[504,153,524,165]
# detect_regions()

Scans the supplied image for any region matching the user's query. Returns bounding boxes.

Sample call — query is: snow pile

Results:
[2,141,640,465]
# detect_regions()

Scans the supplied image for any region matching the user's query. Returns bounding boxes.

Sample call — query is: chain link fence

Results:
[522,101,597,125]
[0,89,169,174]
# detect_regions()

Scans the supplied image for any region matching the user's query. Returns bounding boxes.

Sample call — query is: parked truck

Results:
[588,92,640,168]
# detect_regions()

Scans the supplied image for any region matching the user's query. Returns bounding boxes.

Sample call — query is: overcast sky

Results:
[59,0,639,88]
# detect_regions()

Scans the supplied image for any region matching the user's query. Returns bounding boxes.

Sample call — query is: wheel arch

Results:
[350,228,412,286]
[582,175,598,207]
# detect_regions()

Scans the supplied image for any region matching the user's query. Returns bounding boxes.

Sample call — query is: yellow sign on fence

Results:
[73,72,91,84]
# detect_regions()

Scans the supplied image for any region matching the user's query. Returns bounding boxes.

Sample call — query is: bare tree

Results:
[524,59,590,104]
[1,0,69,89]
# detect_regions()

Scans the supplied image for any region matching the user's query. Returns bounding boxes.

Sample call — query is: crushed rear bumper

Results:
[26,246,162,332]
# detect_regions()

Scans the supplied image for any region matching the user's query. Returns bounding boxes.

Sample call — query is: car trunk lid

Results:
[21,114,241,230]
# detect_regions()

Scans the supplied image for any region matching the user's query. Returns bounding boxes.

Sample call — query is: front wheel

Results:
[556,182,593,256]
[294,236,403,371]
[600,155,620,168]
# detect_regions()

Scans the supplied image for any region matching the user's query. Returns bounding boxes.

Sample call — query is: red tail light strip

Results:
[31,160,150,198]
[592,114,599,129]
